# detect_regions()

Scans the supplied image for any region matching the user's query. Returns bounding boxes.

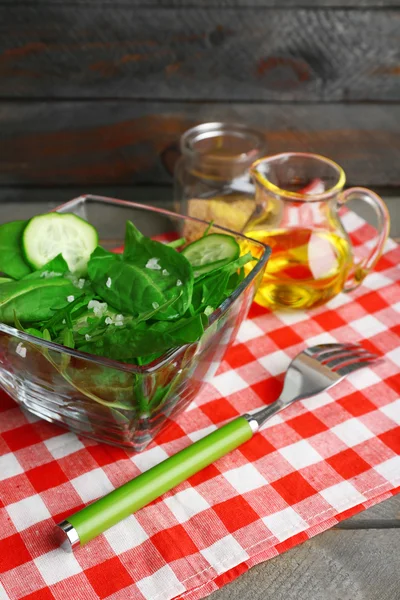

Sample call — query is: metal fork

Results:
[246,342,379,431]
[57,343,379,552]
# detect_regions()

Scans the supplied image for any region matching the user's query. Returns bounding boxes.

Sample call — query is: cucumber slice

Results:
[189,257,233,278]
[182,234,240,276]
[22,213,98,275]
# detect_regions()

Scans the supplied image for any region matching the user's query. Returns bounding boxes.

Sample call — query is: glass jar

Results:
[174,122,266,238]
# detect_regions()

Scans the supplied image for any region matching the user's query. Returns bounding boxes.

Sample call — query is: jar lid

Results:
[180,122,266,178]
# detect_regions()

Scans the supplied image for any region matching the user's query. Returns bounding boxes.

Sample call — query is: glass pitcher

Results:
[244,152,390,310]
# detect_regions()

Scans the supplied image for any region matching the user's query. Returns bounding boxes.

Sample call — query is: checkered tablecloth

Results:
[0,211,399,600]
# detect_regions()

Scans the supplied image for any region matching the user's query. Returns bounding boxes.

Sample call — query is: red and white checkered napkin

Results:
[1,211,399,600]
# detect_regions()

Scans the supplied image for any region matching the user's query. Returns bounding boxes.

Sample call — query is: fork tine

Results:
[306,343,351,355]
[306,343,366,358]
[303,342,379,377]
[319,347,375,363]
[318,348,378,367]
[244,342,380,429]
[336,358,378,376]
[324,353,378,370]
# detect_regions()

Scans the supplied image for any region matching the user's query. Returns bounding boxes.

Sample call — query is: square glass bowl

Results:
[0,195,270,451]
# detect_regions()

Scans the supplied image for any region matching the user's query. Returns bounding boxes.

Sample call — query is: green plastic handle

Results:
[67,416,253,545]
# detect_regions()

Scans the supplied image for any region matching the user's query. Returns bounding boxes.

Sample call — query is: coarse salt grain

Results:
[40,271,62,279]
[146,258,161,270]
[152,302,159,309]
[77,279,85,289]
[162,269,169,276]
[115,314,124,326]
[16,343,27,358]
[176,279,182,287]
[85,334,91,341]
[88,300,108,317]
[106,277,112,288]
[67,295,75,303]
[105,314,125,326]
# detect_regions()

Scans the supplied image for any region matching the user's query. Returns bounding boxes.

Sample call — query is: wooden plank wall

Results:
[1,1,400,204]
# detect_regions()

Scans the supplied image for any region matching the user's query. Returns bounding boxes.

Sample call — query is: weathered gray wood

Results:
[1,7,400,100]
[336,497,400,528]
[336,494,400,527]
[0,186,172,216]
[2,2,399,6]
[210,527,400,600]
[1,102,400,187]
[337,519,400,528]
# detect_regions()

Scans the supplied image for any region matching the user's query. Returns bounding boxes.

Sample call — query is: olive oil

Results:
[245,228,353,310]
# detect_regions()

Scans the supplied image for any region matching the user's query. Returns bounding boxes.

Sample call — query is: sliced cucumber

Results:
[182,234,240,276]
[22,213,98,275]
[190,258,234,278]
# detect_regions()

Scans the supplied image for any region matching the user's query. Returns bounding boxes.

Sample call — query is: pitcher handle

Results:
[339,187,390,292]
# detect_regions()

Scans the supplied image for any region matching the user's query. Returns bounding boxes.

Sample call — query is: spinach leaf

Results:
[189,252,253,315]
[202,220,214,237]
[25,327,46,338]
[78,313,207,360]
[13,313,45,339]
[166,237,185,249]
[0,220,31,279]
[194,251,254,282]
[222,252,255,275]
[190,270,231,315]
[135,351,164,366]
[0,277,78,324]
[123,221,193,318]
[5,214,251,367]
[22,254,69,280]
[225,269,244,296]
[41,328,134,411]
[122,220,143,256]
[88,222,193,320]
[41,293,92,338]
[59,327,74,371]
[131,294,181,326]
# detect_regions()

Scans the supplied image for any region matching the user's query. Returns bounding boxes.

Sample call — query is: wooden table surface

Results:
[211,495,400,600]
[1,192,399,600]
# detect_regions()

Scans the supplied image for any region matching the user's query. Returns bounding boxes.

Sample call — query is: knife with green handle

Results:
[57,415,258,551]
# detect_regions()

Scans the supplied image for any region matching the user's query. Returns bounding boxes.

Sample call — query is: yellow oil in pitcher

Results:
[245,228,353,310]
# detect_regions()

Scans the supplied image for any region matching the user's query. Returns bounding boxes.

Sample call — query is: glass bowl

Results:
[0,195,270,451]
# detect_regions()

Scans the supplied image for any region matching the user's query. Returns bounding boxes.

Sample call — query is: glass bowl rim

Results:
[0,194,270,374]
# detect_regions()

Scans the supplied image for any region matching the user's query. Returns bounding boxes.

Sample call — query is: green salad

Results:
[0,213,254,365]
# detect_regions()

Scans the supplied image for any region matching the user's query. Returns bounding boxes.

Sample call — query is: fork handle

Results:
[246,399,284,429]
[57,416,254,551]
